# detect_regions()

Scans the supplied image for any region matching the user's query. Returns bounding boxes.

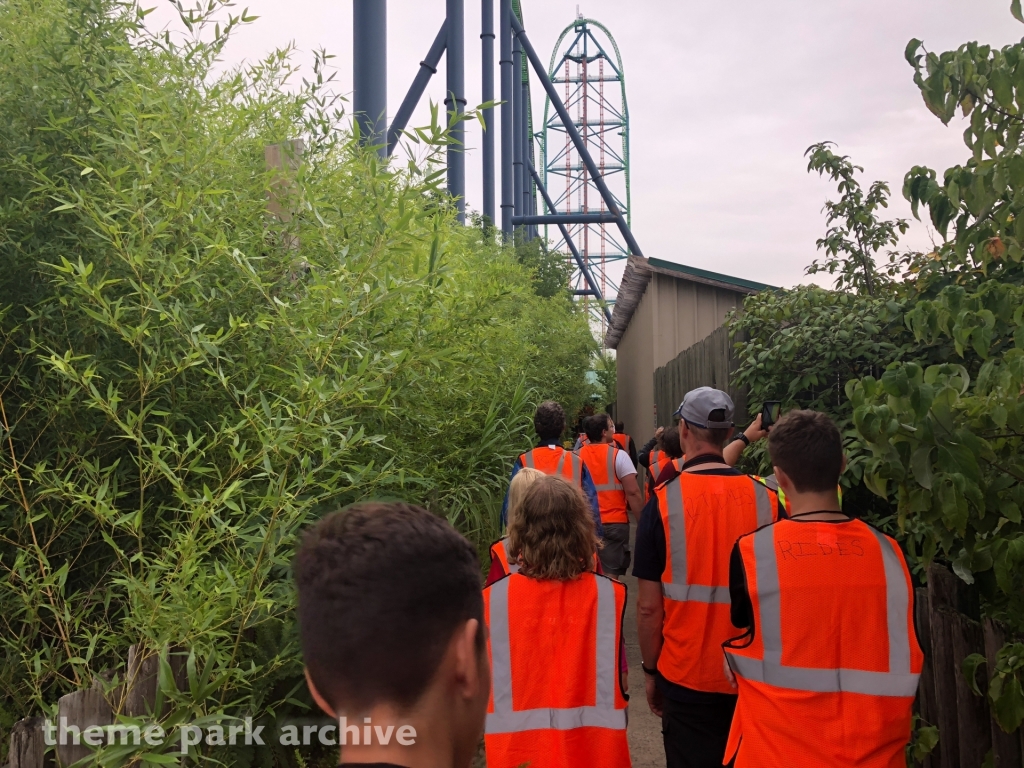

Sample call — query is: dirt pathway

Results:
[622,527,665,768]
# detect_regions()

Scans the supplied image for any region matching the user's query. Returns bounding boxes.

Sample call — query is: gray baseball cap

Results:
[673,387,735,429]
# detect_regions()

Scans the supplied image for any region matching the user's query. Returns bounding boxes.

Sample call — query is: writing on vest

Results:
[578,443,627,525]
[655,472,779,694]
[484,573,630,768]
[724,519,922,767]
[520,447,583,486]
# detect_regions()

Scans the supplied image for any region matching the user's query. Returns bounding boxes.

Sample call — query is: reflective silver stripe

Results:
[664,481,689,595]
[752,477,773,527]
[662,583,731,604]
[486,706,627,734]
[727,655,921,697]
[595,576,615,709]
[661,480,731,604]
[568,454,582,485]
[609,448,622,489]
[872,527,912,676]
[489,578,513,715]
[501,538,519,574]
[754,526,783,666]
[555,451,566,477]
[593,446,624,492]
[728,523,921,698]
[485,575,625,735]
[522,451,535,469]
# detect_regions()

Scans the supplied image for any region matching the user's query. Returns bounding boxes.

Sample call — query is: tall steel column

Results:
[521,75,532,237]
[446,0,466,223]
[512,36,523,221]
[481,0,495,226]
[387,23,447,155]
[499,0,514,237]
[353,0,387,156]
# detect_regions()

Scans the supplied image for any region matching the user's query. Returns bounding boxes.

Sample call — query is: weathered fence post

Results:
[123,644,160,718]
[55,689,112,767]
[951,612,992,766]
[914,586,938,768]
[265,139,305,253]
[983,618,1023,767]
[928,564,961,768]
[7,717,53,768]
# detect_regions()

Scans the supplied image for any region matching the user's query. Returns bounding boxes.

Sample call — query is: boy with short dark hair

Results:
[501,400,602,534]
[724,410,923,767]
[294,502,490,768]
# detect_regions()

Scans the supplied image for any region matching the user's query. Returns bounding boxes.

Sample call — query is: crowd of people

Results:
[292,388,923,768]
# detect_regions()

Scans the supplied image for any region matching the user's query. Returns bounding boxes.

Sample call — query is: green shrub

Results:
[0,0,595,759]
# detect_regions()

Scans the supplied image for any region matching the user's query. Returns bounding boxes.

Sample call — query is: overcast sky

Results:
[147,0,1021,289]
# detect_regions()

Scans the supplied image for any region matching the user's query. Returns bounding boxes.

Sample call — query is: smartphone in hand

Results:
[761,401,782,429]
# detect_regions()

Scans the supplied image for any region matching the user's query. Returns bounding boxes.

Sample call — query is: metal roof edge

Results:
[603,257,775,349]
[646,257,776,293]
[604,255,651,349]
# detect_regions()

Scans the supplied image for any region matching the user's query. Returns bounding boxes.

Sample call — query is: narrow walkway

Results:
[623,525,665,767]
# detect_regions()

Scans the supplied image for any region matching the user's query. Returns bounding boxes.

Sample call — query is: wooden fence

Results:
[4,646,187,768]
[916,564,1023,767]
[653,323,747,428]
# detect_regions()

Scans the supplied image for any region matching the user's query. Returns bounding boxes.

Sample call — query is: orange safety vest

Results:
[655,472,780,693]
[724,519,922,767]
[646,454,671,493]
[490,536,600,578]
[484,573,631,768]
[613,433,629,452]
[648,447,663,472]
[519,446,584,487]
[489,537,520,576]
[578,443,628,525]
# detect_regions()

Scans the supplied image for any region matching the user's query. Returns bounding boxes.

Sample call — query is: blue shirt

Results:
[501,443,604,537]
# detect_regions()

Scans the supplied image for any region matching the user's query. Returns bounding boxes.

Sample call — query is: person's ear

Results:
[725,426,735,443]
[304,668,337,718]
[773,466,795,497]
[840,454,848,475]
[451,618,489,701]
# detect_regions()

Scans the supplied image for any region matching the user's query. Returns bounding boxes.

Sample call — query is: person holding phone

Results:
[633,387,785,768]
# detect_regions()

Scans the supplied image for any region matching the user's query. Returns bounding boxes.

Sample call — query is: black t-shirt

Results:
[631,455,754,703]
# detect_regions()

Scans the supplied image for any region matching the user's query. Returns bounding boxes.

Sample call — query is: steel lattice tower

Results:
[542,13,630,331]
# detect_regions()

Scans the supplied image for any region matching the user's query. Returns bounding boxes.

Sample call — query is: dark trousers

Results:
[662,694,737,768]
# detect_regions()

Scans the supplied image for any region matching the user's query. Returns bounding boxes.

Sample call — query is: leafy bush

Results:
[733,2,1024,736]
[0,0,595,758]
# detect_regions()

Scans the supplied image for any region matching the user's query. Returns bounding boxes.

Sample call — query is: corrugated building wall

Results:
[608,257,770,453]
